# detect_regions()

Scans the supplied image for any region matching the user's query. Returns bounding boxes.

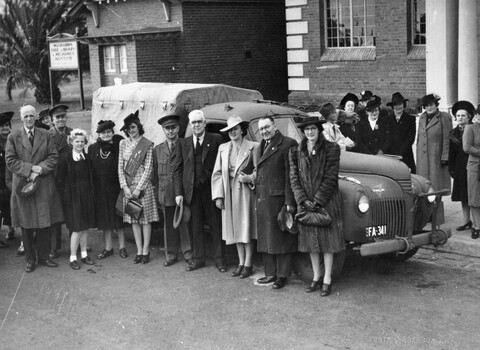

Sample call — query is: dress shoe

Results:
[49,250,58,260]
[133,254,143,264]
[257,275,277,284]
[141,252,150,264]
[38,259,58,268]
[231,265,244,277]
[70,260,80,270]
[97,248,114,259]
[305,279,321,293]
[240,266,253,279]
[272,277,287,290]
[457,220,472,231]
[472,229,480,240]
[0,240,7,248]
[186,261,205,271]
[25,262,35,273]
[216,263,227,273]
[163,259,177,267]
[119,248,128,258]
[16,244,25,256]
[6,229,15,240]
[81,256,95,265]
[320,283,332,297]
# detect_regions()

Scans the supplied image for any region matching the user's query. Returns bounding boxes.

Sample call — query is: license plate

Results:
[365,225,387,238]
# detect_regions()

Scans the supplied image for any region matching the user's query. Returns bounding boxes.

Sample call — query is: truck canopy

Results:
[91,82,263,145]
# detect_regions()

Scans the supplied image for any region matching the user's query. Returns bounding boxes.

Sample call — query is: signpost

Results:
[47,36,85,109]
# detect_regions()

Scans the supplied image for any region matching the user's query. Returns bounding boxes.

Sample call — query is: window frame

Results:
[119,44,128,73]
[103,45,116,73]
[411,0,426,46]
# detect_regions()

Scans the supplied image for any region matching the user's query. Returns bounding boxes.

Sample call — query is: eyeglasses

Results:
[190,120,204,125]
[258,123,274,132]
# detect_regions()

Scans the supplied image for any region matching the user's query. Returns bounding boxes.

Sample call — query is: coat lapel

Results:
[201,133,211,163]
[234,140,253,175]
[258,132,281,165]
[185,136,194,163]
[20,128,33,153]
[31,128,45,156]
[426,112,440,130]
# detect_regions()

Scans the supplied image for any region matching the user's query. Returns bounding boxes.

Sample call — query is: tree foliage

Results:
[0,0,86,104]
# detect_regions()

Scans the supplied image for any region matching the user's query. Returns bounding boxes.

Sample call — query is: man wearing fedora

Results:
[416,93,453,191]
[49,104,72,258]
[254,116,298,289]
[154,114,192,267]
[173,110,225,272]
[386,92,416,173]
[5,105,64,272]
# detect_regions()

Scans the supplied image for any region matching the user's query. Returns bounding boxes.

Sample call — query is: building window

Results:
[411,0,426,45]
[325,0,375,48]
[119,45,128,73]
[103,46,116,73]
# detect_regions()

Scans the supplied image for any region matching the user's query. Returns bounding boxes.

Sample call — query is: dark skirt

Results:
[65,159,95,232]
[0,188,12,226]
[297,191,345,253]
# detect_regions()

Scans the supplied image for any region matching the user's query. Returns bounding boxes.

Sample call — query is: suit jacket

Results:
[387,112,416,173]
[153,140,179,207]
[356,116,391,155]
[50,126,72,172]
[173,132,223,205]
[5,127,64,228]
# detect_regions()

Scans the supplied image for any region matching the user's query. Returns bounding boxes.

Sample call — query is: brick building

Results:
[71,0,288,101]
[285,0,480,111]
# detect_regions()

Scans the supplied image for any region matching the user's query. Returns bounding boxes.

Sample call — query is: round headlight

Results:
[427,185,436,203]
[358,194,369,213]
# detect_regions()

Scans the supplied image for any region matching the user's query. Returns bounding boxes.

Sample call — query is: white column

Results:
[426,0,458,110]
[458,0,478,105]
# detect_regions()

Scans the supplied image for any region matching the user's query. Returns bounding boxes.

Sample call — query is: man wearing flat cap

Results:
[6,105,64,272]
[154,114,192,267]
[49,104,72,257]
[416,93,452,191]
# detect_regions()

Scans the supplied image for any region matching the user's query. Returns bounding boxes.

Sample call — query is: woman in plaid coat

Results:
[118,112,159,264]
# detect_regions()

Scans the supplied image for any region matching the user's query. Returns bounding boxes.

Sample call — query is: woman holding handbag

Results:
[211,115,259,279]
[56,129,96,270]
[118,111,159,264]
[289,116,345,297]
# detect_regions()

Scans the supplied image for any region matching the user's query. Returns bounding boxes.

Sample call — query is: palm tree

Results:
[0,0,85,104]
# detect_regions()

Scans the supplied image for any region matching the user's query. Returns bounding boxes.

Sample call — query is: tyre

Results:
[292,250,346,283]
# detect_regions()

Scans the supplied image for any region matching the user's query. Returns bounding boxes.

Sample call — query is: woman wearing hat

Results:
[289,117,344,297]
[386,92,416,173]
[211,115,259,278]
[320,102,354,151]
[56,129,96,270]
[0,111,15,246]
[88,120,128,259]
[118,111,159,264]
[337,93,360,151]
[416,93,453,191]
[462,102,480,239]
[34,109,51,130]
[356,96,391,155]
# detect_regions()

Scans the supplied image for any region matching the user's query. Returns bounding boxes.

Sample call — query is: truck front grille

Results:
[370,196,407,239]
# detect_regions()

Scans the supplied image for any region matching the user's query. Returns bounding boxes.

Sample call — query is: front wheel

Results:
[292,250,346,283]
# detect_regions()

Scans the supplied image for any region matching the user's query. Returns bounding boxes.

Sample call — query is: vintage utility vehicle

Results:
[196,100,451,281]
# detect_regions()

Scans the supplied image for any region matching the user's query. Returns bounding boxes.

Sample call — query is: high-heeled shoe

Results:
[240,266,253,279]
[471,229,480,240]
[320,283,332,297]
[305,279,321,293]
[457,220,472,231]
[231,265,244,277]
[141,252,150,264]
[133,254,143,264]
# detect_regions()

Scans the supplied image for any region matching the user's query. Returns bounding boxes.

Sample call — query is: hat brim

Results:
[16,177,40,198]
[297,119,326,130]
[386,99,408,107]
[173,201,191,228]
[220,121,248,133]
[277,206,288,231]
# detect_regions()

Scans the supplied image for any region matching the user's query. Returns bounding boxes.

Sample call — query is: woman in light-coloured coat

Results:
[416,93,453,191]
[212,115,259,278]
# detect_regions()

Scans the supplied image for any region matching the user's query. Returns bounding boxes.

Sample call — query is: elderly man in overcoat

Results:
[254,116,298,289]
[6,105,64,272]
[153,114,192,267]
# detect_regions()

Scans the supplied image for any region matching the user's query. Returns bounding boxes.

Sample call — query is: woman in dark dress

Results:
[88,120,128,259]
[449,101,474,232]
[289,117,345,297]
[57,129,96,270]
[337,92,360,151]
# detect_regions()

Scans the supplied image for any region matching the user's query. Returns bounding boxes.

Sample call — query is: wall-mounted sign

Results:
[49,40,79,70]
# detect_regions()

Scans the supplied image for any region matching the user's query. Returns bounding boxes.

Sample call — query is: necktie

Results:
[28,131,34,145]
[263,140,270,155]
[195,138,200,155]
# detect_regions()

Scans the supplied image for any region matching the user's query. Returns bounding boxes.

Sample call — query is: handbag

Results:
[124,198,143,221]
[295,205,332,227]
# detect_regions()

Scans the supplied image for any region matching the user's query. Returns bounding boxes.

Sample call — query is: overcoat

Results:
[173,132,223,204]
[462,123,480,206]
[356,116,391,155]
[5,127,64,229]
[255,131,298,254]
[289,136,344,253]
[153,140,178,207]
[387,112,417,173]
[211,139,259,244]
[50,126,73,160]
[416,110,452,191]
[448,126,469,202]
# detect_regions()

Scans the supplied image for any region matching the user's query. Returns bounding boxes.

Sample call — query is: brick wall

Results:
[289,0,426,109]
[136,39,179,83]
